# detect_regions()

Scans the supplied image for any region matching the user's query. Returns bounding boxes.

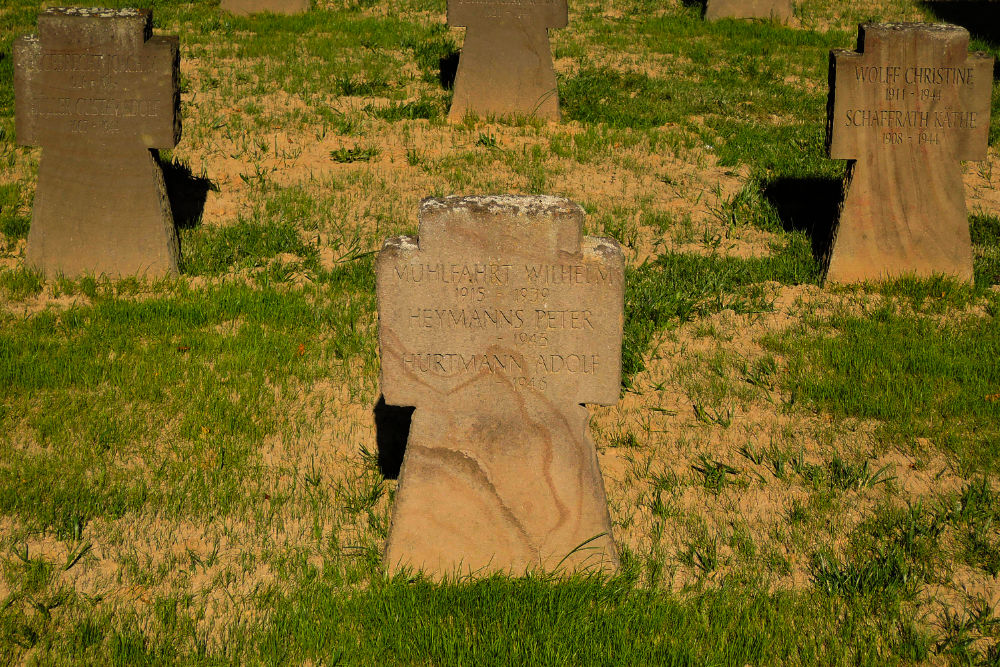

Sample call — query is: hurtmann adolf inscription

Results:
[14,8,181,278]
[825,23,993,284]
[377,195,622,579]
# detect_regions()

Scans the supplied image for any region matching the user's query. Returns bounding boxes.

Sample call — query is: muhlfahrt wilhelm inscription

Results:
[448,0,566,121]
[826,23,993,284]
[15,8,181,278]
[377,195,622,578]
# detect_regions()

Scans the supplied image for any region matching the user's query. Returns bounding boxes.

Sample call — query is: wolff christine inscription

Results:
[220,0,308,16]
[448,0,566,122]
[377,195,622,578]
[705,0,793,22]
[826,23,993,283]
[14,8,181,278]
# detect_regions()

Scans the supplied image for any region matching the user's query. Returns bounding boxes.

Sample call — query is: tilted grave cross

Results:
[220,0,308,16]
[705,0,793,22]
[377,195,622,578]
[447,0,567,122]
[15,8,181,278]
[826,23,993,284]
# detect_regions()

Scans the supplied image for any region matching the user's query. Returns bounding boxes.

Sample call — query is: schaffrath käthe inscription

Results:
[377,195,622,578]
[15,8,180,278]
[448,0,566,121]
[825,23,993,283]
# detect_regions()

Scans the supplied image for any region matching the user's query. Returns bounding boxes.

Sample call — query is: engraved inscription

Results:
[839,62,981,149]
[26,50,168,135]
[392,262,613,285]
[386,257,617,390]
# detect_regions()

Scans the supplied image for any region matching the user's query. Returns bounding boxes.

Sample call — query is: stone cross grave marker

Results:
[14,8,181,278]
[220,0,308,16]
[826,23,993,284]
[447,0,567,122]
[377,195,622,578]
[705,0,793,22]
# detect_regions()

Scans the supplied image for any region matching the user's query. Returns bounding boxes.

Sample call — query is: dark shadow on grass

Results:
[921,2,1000,56]
[374,395,413,480]
[762,176,842,263]
[681,0,706,19]
[439,50,460,90]
[158,153,216,230]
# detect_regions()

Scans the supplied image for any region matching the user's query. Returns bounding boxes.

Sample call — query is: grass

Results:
[329,145,381,163]
[0,567,946,665]
[624,234,819,379]
[0,0,998,663]
[180,218,319,275]
[0,277,376,536]
[768,302,1000,474]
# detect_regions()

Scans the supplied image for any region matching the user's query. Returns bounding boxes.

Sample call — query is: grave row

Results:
[221,0,794,22]
[14,6,995,285]
[11,6,996,578]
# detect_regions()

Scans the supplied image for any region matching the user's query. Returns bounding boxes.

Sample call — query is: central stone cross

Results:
[15,8,180,278]
[826,23,993,283]
[447,0,567,121]
[377,195,622,578]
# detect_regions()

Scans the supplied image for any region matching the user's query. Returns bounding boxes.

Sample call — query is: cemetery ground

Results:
[0,0,999,662]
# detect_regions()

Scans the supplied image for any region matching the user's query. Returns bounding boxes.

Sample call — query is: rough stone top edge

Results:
[861,21,967,34]
[43,7,146,18]
[419,194,584,218]
[380,235,419,253]
[583,235,624,258]
[379,234,623,257]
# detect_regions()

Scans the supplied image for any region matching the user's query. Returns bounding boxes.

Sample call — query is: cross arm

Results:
[827,49,863,160]
[13,35,41,147]
[141,35,182,149]
[377,236,425,408]
[956,52,993,162]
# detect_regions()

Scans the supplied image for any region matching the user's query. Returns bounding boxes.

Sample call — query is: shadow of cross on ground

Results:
[376,195,623,580]
[762,176,842,264]
[159,156,216,231]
